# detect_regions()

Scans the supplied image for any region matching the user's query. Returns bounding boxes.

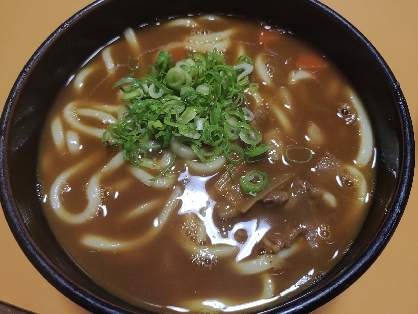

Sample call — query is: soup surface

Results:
[38,15,376,313]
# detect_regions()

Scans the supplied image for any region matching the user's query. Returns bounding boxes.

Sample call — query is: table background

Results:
[0,0,417,313]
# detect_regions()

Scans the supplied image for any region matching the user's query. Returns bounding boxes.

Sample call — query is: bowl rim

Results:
[0,0,414,313]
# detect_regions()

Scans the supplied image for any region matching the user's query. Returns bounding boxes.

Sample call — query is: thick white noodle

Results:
[265,129,285,161]
[185,29,233,53]
[244,87,263,107]
[234,63,254,82]
[102,46,115,73]
[63,101,117,138]
[182,275,279,313]
[91,103,125,114]
[50,158,101,224]
[159,151,175,168]
[234,241,300,275]
[81,186,182,250]
[348,90,373,167]
[344,164,369,203]
[306,122,325,147]
[123,27,140,54]
[255,55,272,85]
[288,70,314,84]
[236,45,246,62]
[270,105,293,135]
[278,86,293,110]
[155,186,182,226]
[130,166,176,189]
[181,237,239,258]
[51,117,65,153]
[235,254,275,275]
[170,139,197,159]
[76,108,117,124]
[73,66,95,91]
[186,156,226,175]
[322,189,337,208]
[261,274,275,299]
[166,18,197,27]
[102,151,125,171]
[50,152,125,224]
[66,130,80,154]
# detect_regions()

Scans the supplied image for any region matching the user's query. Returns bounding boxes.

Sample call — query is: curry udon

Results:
[37,15,376,313]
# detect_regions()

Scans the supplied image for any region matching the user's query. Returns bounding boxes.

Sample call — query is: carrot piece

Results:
[169,46,188,62]
[296,53,329,70]
[258,31,280,45]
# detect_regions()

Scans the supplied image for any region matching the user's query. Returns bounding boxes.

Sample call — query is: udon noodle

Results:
[38,15,376,313]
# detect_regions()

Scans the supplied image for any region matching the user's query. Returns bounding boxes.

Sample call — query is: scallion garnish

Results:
[104,48,269,194]
[285,147,313,163]
[239,170,269,196]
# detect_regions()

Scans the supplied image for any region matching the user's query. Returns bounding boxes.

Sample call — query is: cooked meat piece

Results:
[263,227,304,254]
[261,189,289,206]
[285,178,313,210]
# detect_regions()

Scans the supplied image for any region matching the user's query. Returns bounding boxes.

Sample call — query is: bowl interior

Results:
[0,0,414,313]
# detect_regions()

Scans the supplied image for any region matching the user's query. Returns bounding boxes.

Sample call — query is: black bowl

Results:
[0,0,414,313]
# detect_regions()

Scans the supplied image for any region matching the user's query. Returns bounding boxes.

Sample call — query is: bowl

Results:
[0,0,414,313]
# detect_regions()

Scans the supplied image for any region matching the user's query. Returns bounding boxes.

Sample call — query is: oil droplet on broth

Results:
[190,251,218,270]
[317,224,331,240]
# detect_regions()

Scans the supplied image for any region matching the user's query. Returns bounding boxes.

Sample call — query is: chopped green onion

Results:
[225,144,245,164]
[104,49,270,190]
[148,83,164,98]
[178,107,198,124]
[196,84,210,95]
[285,146,313,163]
[178,126,200,140]
[122,88,144,100]
[150,152,176,181]
[241,107,255,121]
[234,63,254,83]
[180,86,195,95]
[202,125,227,147]
[239,170,269,196]
[165,67,192,90]
[239,126,262,145]
[245,144,269,158]
[224,123,240,140]
[195,118,206,131]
